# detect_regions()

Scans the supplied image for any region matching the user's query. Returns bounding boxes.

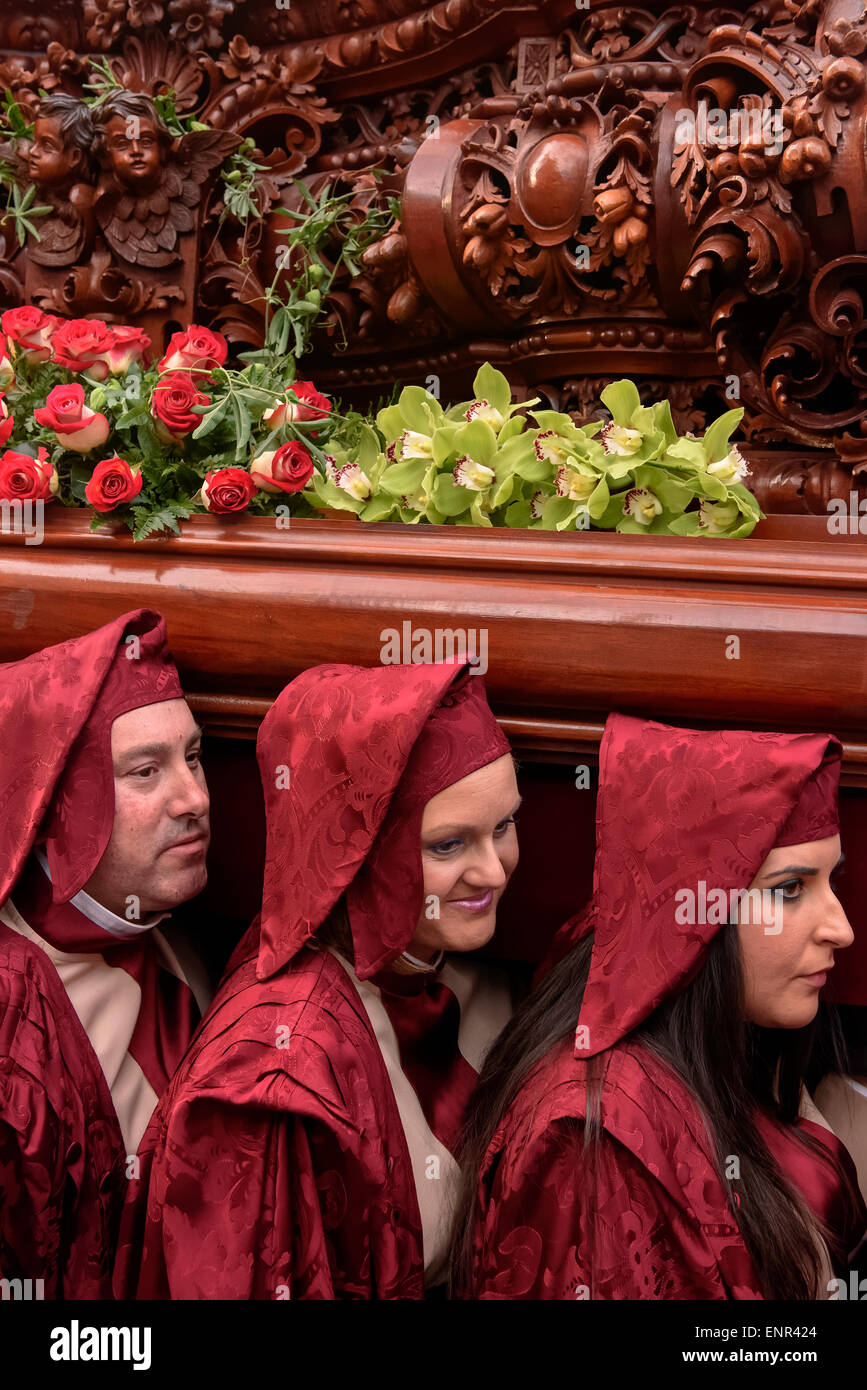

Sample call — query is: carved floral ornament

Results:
[387,0,867,466]
[0,0,866,499]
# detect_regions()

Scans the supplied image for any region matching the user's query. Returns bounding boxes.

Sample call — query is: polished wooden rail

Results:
[1,513,865,779]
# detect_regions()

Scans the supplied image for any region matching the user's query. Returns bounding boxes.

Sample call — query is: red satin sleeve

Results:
[117,1093,413,1301]
[0,1051,65,1292]
[472,1118,757,1300]
[0,955,122,1299]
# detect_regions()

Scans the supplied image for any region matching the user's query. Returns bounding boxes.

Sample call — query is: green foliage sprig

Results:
[0,89,34,141]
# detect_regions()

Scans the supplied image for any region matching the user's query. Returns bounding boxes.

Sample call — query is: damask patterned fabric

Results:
[0,860,199,1296]
[114,927,427,1300]
[256,659,510,980]
[578,715,841,1057]
[469,714,865,1299]
[0,915,127,1297]
[0,608,183,908]
[471,1039,862,1299]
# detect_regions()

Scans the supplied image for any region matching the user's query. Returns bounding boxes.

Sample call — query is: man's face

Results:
[103,114,162,192]
[28,116,81,189]
[82,698,210,917]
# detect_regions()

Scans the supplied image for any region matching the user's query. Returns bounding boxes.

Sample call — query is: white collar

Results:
[34,845,171,940]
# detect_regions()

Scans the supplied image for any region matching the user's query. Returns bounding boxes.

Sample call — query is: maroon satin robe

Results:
[469,714,866,1300]
[0,921,126,1298]
[0,857,198,1298]
[470,1037,865,1299]
[115,924,429,1299]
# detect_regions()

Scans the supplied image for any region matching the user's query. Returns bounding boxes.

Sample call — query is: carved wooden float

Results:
[2,511,865,777]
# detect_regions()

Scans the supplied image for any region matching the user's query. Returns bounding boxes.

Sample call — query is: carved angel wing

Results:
[95,129,240,268]
[174,129,242,187]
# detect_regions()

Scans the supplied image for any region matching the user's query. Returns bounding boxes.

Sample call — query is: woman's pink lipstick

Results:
[449,888,494,912]
[800,971,828,989]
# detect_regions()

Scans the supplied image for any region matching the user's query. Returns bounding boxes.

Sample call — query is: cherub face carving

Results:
[28,115,84,191]
[103,114,163,193]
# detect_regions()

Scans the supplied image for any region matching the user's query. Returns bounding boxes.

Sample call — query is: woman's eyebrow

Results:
[762,865,818,879]
[763,848,846,880]
[424,796,523,840]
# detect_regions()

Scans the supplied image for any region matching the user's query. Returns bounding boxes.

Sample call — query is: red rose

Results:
[0,393,13,447]
[158,325,227,377]
[34,382,110,453]
[1,306,59,362]
[51,318,115,379]
[250,440,315,494]
[263,380,331,428]
[151,372,210,439]
[85,456,143,513]
[96,325,152,375]
[201,467,256,514]
[0,446,57,501]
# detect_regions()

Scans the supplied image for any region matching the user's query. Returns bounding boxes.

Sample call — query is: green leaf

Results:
[69,462,92,503]
[191,397,231,440]
[230,395,252,460]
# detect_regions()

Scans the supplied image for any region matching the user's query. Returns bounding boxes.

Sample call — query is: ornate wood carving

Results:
[1,1,866,510]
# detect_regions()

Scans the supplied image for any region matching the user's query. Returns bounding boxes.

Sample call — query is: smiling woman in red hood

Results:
[114,658,521,1299]
[450,713,867,1301]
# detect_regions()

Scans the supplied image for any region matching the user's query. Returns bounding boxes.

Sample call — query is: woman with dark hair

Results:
[450,713,867,1300]
[115,659,521,1299]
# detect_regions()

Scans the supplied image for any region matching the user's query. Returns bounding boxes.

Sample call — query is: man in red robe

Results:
[0,609,209,1297]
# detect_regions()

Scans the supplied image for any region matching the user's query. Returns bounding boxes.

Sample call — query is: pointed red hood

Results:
[255,660,511,981]
[574,714,841,1058]
[0,609,183,907]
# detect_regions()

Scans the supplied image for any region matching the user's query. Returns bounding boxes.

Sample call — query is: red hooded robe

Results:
[0,610,198,1298]
[469,714,867,1299]
[114,660,514,1299]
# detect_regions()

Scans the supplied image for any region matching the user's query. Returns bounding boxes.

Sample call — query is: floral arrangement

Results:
[314,366,761,537]
[0,306,762,540]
